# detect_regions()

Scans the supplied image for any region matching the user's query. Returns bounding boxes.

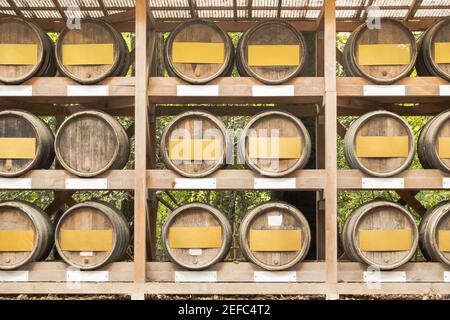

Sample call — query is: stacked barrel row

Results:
[0,200,129,270]
[2,17,449,85]
[0,110,130,178]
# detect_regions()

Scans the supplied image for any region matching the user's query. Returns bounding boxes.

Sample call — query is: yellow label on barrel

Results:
[62,44,114,65]
[356,136,409,158]
[438,137,450,159]
[0,138,36,159]
[0,230,34,252]
[435,43,450,64]
[359,229,412,252]
[248,45,300,67]
[172,42,225,64]
[438,230,450,252]
[59,229,113,251]
[168,139,222,161]
[358,44,411,66]
[0,44,38,65]
[248,137,302,159]
[249,229,302,252]
[168,227,222,249]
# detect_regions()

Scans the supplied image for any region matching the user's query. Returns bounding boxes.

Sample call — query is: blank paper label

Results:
[364,271,406,283]
[67,85,109,96]
[444,272,450,282]
[0,271,29,282]
[439,85,450,96]
[177,85,219,96]
[65,178,108,190]
[0,178,32,189]
[254,271,296,283]
[362,178,404,189]
[363,85,406,96]
[0,86,32,96]
[268,215,283,226]
[254,178,296,190]
[66,270,109,282]
[443,178,450,189]
[175,271,217,282]
[188,249,203,256]
[174,178,216,189]
[252,85,295,97]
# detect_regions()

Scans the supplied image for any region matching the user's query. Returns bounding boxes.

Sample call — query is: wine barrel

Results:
[164,19,234,84]
[239,110,311,177]
[55,201,130,270]
[236,20,307,84]
[344,110,415,177]
[161,111,229,177]
[0,201,53,270]
[419,200,450,265]
[342,200,418,270]
[0,110,54,177]
[0,17,56,84]
[239,202,311,271]
[417,18,450,81]
[162,203,232,270]
[343,18,417,84]
[55,110,130,177]
[55,19,130,84]
[418,110,450,173]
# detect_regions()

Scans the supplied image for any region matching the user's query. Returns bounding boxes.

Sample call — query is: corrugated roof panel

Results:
[415,8,450,17]
[22,10,61,18]
[253,0,278,7]
[336,0,365,6]
[0,10,16,15]
[104,0,135,6]
[14,0,55,7]
[197,0,233,7]
[198,9,234,17]
[59,0,100,7]
[237,9,247,17]
[149,0,188,7]
[372,0,412,6]
[337,9,359,18]
[421,0,450,5]
[252,9,277,17]
[366,8,409,17]
[280,9,304,18]
[152,9,190,18]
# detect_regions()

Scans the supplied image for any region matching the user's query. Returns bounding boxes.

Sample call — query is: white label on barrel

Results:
[0,86,32,96]
[444,272,450,282]
[439,85,450,96]
[65,178,108,190]
[0,178,32,189]
[67,85,109,96]
[361,178,404,189]
[66,270,109,282]
[363,85,406,96]
[174,178,216,189]
[443,178,450,189]
[175,271,217,282]
[0,271,29,282]
[177,85,219,96]
[252,85,295,97]
[188,249,203,256]
[268,215,283,227]
[80,251,94,257]
[254,178,296,190]
[254,271,296,283]
[363,271,406,283]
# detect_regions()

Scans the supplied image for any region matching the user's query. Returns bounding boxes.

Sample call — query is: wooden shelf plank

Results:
[148,77,324,104]
[338,169,450,190]
[146,169,326,190]
[0,170,134,190]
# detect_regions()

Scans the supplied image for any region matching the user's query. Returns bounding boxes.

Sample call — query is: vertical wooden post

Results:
[134,0,148,285]
[324,0,338,299]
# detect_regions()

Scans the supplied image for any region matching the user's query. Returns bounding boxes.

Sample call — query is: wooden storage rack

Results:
[0,0,448,299]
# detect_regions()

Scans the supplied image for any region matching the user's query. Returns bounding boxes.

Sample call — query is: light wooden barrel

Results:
[344,110,415,177]
[162,203,232,270]
[55,19,130,84]
[55,201,130,270]
[343,18,417,84]
[236,20,307,84]
[417,18,450,81]
[0,201,53,270]
[55,110,130,177]
[419,200,450,265]
[161,111,229,177]
[239,110,311,177]
[0,17,56,84]
[164,19,234,84]
[0,110,54,177]
[239,202,311,271]
[342,200,418,270]
[418,110,450,173]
